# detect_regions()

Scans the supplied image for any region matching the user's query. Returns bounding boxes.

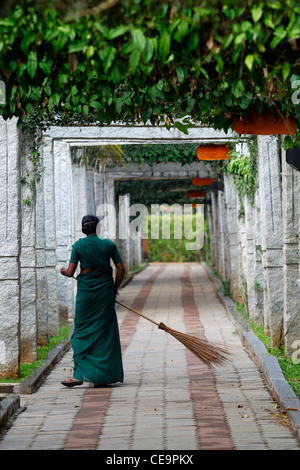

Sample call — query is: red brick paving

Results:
[63,264,234,450]
[63,266,165,450]
[181,266,234,450]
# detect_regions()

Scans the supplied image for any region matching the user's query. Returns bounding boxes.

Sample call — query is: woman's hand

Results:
[60,263,77,277]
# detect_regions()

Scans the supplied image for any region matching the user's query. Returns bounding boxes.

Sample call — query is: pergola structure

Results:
[0,117,299,379]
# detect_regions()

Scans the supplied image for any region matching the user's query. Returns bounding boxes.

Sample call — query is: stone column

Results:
[236,198,247,305]
[53,140,75,323]
[86,168,96,214]
[0,117,21,378]
[118,194,130,271]
[281,146,300,357]
[210,192,219,271]
[252,190,264,325]
[35,165,49,346]
[223,175,240,300]
[72,162,88,242]
[42,137,59,336]
[207,200,215,267]
[244,196,256,322]
[217,188,231,281]
[257,135,283,345]
[20,140,37,363]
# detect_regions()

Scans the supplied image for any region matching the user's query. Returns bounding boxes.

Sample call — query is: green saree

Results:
[69,235,124,385]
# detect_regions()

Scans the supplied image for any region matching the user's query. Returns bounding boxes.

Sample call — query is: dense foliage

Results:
[115,178,206,206]
[0,0,299,139]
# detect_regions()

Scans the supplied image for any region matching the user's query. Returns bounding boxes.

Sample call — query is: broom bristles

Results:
[158,322,231,368]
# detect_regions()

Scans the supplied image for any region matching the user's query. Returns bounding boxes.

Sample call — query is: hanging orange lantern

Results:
[191,178,214,186]
[232,109,296,135]
[197,145,230,160]
[187,190,205,198]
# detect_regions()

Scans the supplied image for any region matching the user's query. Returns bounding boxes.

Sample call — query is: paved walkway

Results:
[0,263,299,451]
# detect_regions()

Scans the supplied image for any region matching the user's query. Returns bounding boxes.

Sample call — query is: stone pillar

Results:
[244,196,256,322]
[252,190,264,326]
[96,173,116,241]
[257,135,283,345]
[217,189,231,281]
[42,137,59,336]
[35,165,49,346]
[118,194,130,271]
[281,146,300,357]
[0,117,21,378]
[207,201,215,267]
[72,163,88,242]
[237,198,247,305]
[223,175,240,300]
[86,168,96,214]
[53,140,75,323]
[20,140,37,363]
[210,192,219,271]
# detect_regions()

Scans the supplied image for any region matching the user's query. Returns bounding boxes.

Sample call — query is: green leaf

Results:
[132,29,147,52]
[174,121,189,135]
[282,62,290,81]
[222,33,234,49]
[129,49,140,75]
[27,51,38,79]
[21,32,36,53]
[68,41,88,53]
[86,45,95,59]
[234,33,245,45]
[39,57,53,75]
[158,30,171,62]
[144,38,154,63]
[115,97,122,114]
[245,54,254,71]
[106,25,129,40]
[90,100,104,110]
[99,46,116,73]
[51,93,60,107]
[251,4,263,23]
[25,102,34,115]
[176,66,185,84]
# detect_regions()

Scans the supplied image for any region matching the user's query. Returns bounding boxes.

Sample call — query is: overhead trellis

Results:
[0,0,299,145]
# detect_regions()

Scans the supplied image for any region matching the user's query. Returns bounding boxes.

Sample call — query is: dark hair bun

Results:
[82,215,99,235]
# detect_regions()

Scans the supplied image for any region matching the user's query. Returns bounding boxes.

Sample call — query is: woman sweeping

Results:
[60,214,125,388]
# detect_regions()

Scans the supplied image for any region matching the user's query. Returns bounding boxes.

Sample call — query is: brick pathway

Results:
[0,263,299,451]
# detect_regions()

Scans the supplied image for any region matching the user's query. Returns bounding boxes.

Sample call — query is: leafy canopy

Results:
[0,0,299,135]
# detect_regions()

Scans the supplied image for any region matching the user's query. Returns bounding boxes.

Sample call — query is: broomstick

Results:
[72,276,230,368]
[115,300,231,368]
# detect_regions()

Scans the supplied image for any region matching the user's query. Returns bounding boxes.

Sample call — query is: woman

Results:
[60,214,125,388]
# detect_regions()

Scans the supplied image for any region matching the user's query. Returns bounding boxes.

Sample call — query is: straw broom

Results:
[115,300,231,368]
[72,276,230,367]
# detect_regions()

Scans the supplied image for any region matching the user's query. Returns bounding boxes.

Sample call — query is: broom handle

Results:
[115,300,160,327]
[72,276,160,327]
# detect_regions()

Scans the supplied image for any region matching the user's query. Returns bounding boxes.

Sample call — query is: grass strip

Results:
[0,325,72,384]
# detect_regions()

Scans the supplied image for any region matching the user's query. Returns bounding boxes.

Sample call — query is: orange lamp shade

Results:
[232,109,296,135]
[192,178,214,186]
[187,190,205,198]
[197,145,230,160]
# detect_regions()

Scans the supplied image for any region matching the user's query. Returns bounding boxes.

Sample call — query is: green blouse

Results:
[70,235,122,270]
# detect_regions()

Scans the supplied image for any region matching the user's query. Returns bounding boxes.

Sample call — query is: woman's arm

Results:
[114,261,125,297]
[60,263,78,278]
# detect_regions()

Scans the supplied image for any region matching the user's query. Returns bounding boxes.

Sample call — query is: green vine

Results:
[0,1,299,143]
[226,136,258,207]
[20,113,47,204]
